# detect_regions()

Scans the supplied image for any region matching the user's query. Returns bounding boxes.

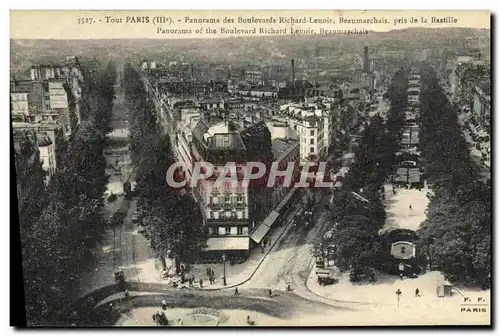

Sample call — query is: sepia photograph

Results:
[9,9,491,327]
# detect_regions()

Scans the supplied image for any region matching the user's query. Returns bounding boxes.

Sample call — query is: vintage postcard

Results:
[10,10,491,327]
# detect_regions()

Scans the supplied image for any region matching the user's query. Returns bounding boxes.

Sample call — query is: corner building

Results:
[190,119,274,260]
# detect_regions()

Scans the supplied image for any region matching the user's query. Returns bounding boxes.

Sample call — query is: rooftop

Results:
[192,119,245,151]
[272,138,299,160]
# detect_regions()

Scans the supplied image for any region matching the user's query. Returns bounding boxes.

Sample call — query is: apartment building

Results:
[279,103,332,163]
[188,119,273,258]
[11,77,79,137]
[13,125,45,213]
[471,80,491,134]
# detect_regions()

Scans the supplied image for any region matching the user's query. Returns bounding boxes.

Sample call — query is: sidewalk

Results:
[130,192,303,291]
[380,184,431,234]
[304,182,491,308]
[306,267,491,308]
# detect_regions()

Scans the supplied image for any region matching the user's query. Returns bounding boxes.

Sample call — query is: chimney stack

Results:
[363,47,369,72]
[291,59,295,84]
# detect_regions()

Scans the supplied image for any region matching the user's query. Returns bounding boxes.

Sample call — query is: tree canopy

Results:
[19,60,117,325]
[416,64,491,287]
[326,67,410,272]
[124,64,208,272]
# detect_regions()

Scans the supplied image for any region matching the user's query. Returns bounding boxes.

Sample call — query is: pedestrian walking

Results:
[409,204,412,211]
[199,278,203,288]
[188,278,193,287]
[234,287,239,295]
[161,299,167,310]
[415,288,420,297]
[268,289,273,298]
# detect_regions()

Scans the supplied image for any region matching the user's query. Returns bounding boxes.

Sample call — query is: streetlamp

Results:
[222,253,227,286]
[396,289,402,309]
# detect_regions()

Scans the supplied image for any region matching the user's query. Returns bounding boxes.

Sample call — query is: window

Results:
[237,211,243,219]
[225,211,231,218]
[212,196,219,205]
[310,147,315,153]
[225,196,231,205]
[401,247,406,254]
[213,211,219,219]
[205,209,212,219]
[209,227,217,235]
[237,195,244,204]
[237,227,243,235]
[225,226,231,235]
[310,130,315,136]
[310,138,314,145]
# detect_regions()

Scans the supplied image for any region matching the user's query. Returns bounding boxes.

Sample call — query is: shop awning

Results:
[205,237,249,251]
[250,223,272,244]
[250,210,280,244]
[274,187,298,213]
[263,210,280,227]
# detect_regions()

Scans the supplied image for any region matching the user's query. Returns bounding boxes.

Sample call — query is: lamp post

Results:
[222,253,227,286]
[396,289,402,309]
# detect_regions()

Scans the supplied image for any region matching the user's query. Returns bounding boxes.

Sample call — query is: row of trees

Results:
[123,65,207,273]
[20,61,117,325]
[325,67,410,272]
[416,64,491,287]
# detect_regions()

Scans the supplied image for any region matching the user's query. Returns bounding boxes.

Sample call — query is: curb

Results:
[187,203,303,292]
[302,263,440,308]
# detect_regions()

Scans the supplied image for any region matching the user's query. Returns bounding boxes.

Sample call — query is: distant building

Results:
[306,85,342,99]
[29,60,82,82]
[13,124,45,212]
[13,122,62,185]
[270,136,300,208]
[11,76,80,137]
[278,103,331,163]
[199,97,225,111]
[471,80,491,134]
[244,70,263,85]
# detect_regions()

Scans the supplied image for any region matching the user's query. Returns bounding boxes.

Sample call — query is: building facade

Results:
[188,120,273,258]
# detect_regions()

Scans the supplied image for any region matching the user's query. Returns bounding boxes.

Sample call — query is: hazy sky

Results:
[11,10,490,40]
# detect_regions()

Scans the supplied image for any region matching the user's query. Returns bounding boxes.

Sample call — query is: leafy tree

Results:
[19,60,117,325]
[416,63,491,286]
[124,64,208,273]
[148,193,208,272]
[325,66,410,273]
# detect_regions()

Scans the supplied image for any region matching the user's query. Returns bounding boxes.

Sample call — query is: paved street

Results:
[73,65,144,298]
